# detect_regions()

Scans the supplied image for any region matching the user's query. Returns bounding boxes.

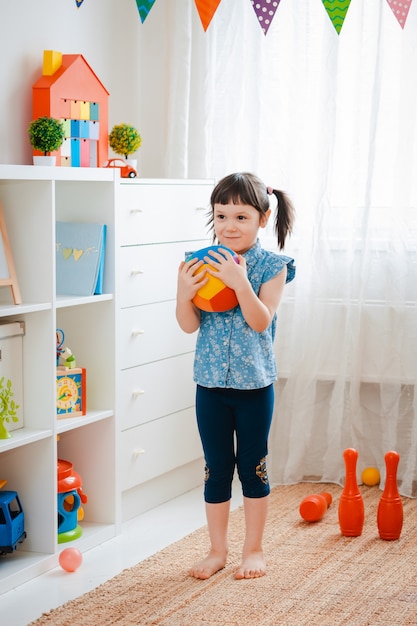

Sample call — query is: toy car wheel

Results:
[128,171,136,178]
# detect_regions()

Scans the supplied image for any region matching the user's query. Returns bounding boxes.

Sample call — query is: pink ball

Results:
[59,547,83,572]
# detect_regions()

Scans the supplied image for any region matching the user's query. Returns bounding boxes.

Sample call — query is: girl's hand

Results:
[203,248,248,292]
[177,257,208,303]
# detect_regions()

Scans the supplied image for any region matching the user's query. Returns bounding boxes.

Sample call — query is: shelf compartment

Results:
[56,409,113,434]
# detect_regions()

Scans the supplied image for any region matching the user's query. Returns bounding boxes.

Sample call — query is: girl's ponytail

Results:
[268,188,295,250]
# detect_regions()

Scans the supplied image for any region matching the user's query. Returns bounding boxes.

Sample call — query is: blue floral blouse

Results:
[193,239,296,390]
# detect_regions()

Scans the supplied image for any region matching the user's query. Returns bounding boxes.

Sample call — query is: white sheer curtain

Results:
[137,0,417,496]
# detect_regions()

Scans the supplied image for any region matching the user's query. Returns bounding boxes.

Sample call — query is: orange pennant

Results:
[194,0,222,31]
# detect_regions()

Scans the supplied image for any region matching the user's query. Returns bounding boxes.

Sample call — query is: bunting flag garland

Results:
[130,0,414,33]
[322,0,352,34]
[136,0,156,23]
[386,0,413,28]
[194,0,222,31]
[75,0,85,6]
[251,0,281,35]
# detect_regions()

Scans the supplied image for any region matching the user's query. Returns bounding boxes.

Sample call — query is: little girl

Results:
[176,172,295,580]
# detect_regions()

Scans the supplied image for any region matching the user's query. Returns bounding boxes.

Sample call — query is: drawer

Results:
[119,239,209,307]
[120,406,202,490]
[119,300,197,369]
[118,181,213,245]
[119,353,195,430]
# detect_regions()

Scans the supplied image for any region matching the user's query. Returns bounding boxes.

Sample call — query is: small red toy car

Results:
[103,158,137,178]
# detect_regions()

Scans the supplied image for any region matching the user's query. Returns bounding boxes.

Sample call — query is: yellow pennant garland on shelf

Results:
[130,0,414,33]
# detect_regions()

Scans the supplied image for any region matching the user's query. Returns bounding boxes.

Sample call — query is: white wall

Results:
[0,0,145,169]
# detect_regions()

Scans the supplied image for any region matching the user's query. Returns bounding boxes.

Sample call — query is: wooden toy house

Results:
[32,51,109,167]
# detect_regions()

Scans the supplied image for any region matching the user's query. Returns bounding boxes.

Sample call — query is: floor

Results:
[1,483,244,626]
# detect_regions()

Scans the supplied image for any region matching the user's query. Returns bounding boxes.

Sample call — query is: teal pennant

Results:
[136,0,156,23]
[322,0,352,34]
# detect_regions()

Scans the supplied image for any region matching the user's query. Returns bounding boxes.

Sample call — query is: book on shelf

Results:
[56,222,107,296]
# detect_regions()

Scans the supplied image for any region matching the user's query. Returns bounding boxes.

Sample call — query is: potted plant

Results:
[0,377,19,439]
[109,123,142,168]
[28,116,65,165]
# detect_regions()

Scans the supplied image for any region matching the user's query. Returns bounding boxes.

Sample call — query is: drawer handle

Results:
[131,269,144,276]
[130,208,143,214]
[196,206,206,211]
[131,329,145,337]
[132,448,146,458]
[132,389,145,398]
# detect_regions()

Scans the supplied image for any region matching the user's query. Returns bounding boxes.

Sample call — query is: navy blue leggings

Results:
[195,384,274,504]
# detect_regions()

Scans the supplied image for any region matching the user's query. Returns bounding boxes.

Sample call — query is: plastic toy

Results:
[59,547,83,572]
[299,491,332,522]
[186,245,239,312]
[103,158,137,178]
[377,451,403,540]
[57,459,88,543]
[361,467,380,486]
[0,480,26,555]
[338,448,364,537]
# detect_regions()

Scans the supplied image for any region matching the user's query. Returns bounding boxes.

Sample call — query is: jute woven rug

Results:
[30,483,417,626]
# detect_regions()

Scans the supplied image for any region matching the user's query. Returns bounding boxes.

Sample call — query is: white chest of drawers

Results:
[116,179,213,520]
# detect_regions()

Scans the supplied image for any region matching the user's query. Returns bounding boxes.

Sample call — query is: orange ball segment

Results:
[361,467,380,486]
[187,245,239,312]
[59,547,83,572]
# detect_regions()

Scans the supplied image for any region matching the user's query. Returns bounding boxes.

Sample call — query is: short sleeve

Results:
[263,254,296,284]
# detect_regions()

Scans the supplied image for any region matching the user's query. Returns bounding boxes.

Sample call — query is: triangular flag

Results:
[385,0,413,28]
[322,0,352,34]
[194,0,222,31]
[75,0,85,6]
[136,0,156,24]
[250,0,281,36]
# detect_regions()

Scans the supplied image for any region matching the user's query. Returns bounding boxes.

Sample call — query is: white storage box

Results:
[0,321,25,432]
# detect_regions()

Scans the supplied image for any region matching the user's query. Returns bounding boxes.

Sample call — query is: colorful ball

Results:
[187,245,239,312]
[361,467,380,486]
[59,547,83,572]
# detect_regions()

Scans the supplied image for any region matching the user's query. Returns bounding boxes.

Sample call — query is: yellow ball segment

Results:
[361,467,380,486]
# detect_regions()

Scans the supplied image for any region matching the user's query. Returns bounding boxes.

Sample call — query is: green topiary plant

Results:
[109,123,142,159]
[28,116,65,155]
[0,377,19,439]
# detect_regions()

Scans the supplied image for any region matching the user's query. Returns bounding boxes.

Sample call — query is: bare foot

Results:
[189,550,227,580]
[234,550,266,580]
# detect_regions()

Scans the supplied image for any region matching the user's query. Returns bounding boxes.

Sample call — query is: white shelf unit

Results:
[0,168,215,593]
[0,165,117,593]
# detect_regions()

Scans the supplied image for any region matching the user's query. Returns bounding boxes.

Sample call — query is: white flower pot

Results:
[125,158,137,170]
[33,156,56,166]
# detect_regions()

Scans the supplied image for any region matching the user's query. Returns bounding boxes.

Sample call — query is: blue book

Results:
[56,222,107,296]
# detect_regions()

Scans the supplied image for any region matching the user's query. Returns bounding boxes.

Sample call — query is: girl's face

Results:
[213,202,270,254]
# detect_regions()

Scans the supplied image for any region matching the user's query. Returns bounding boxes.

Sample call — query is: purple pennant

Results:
[251,0,281,35]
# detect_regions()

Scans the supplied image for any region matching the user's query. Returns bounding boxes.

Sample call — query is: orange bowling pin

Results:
[338,448,364,537]
[299,491,332,522]
[377,451,403,540]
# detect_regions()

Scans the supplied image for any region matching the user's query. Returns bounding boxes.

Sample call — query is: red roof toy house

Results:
[32,51,109,167]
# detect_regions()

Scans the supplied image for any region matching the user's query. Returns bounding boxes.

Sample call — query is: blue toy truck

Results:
[0,490,26,555]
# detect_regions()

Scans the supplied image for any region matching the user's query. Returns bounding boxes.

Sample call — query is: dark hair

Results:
[208,172,294,249]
